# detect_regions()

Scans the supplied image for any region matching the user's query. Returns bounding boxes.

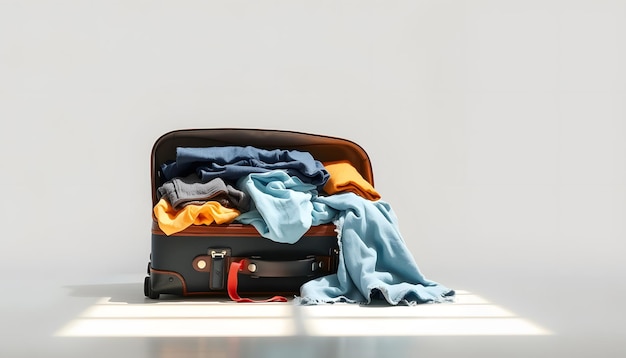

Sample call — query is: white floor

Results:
[3,264,624,358]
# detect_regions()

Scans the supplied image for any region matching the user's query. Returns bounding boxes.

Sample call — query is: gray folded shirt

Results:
[157,174,250,212]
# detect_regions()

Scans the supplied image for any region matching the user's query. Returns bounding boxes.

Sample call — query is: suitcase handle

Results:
[193,254,332,278]
[238,256,329,278]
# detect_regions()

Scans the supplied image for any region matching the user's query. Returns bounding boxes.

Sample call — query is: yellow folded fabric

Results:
[153,198,240,236]
[323,161,381,201]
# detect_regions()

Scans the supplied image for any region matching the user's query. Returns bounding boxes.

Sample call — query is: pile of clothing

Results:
[154,146,455,305]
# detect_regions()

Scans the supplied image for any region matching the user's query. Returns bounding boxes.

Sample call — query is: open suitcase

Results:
[144,128,374,300]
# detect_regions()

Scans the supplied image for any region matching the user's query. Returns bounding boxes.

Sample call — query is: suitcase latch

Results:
[208,248,230,290]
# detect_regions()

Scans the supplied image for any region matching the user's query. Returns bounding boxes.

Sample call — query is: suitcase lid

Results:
[151,128,374,206]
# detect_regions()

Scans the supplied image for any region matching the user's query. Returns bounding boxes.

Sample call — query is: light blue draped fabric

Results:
[298,193,455,305]
[233,171,455,305]
[234,171,337,244]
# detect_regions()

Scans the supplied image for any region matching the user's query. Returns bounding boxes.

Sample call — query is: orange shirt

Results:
[153,198,240,236]
[323,161,381,201]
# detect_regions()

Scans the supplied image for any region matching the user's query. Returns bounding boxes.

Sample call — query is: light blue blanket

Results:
[233,171,455,305]
[299,193,455,305]
[234,171,337,244]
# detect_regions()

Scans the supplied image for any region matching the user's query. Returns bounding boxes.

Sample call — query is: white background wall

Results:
[1,1,624,283]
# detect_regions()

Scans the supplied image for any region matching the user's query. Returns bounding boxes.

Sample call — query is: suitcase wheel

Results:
[144,276,160,300]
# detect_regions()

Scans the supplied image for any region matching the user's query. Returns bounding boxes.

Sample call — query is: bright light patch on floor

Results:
[55,290,551,337]
[57,318,294,337]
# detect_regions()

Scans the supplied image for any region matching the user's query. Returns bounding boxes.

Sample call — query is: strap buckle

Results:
[210,250,227,259]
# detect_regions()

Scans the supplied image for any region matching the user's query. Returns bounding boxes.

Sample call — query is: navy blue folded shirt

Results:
[160,146,330,186]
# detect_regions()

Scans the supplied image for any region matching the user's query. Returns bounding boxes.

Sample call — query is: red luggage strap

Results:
[227,260,288,303]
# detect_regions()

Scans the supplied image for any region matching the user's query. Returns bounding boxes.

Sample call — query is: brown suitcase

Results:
[144,128,374,300]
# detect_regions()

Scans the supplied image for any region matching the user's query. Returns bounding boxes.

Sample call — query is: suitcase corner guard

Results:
[149,269,186,296]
